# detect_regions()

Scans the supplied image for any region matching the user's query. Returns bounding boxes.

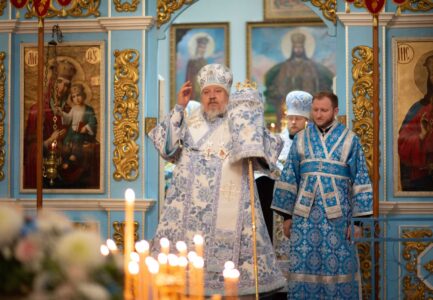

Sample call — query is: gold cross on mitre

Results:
[236,79,257,91]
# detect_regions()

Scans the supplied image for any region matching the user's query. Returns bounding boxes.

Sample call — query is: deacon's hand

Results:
[177,81,193,108]
[346,225,362,241]
[283,219,292,239]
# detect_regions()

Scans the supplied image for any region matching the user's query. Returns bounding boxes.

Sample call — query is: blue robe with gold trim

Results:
[272,122,373,299]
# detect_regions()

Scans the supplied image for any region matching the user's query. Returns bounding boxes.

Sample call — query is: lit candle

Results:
[176,241,187,257]
[167,253,179,275]
[178,256,188,297]
[224,261,235,270]
[128,260,139,299]
[100,244,109,256]
[135,240,150,300]
[106,239,118,254]
[124,188,135,300]
[193,234,204,258]
[158,253,168,274]
[160,237,170,255]
[130,251,140,263]
[187,251,198,297]
[193,256,205,299]
[147,257,160,300]
[223,268,240,299]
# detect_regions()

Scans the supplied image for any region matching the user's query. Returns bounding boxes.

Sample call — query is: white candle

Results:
[147,258,160,300]
[135,240,150,300]
[128,260,139,299]
[223,268,240,298]
[160,237,170,254]
[178,256,188,296]
[124,188,135,300]
[176,241,187,257]
[193,256,205,299]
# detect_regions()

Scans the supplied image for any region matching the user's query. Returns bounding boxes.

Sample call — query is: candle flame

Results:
[135,240,149,253]
[100,244,109,256]
[125,188,135,203]
[128,261,139,275]
[106,239,117,251]
[224,261,235,270]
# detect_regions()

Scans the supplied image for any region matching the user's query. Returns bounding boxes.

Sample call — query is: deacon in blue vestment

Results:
[272,91,373,299]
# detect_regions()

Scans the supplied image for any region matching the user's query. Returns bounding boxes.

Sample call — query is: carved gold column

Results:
[113,49,140,181]
[0,52,5,181]
[351,46,374,176]
[113,0,139,12]
[351,45,374,300]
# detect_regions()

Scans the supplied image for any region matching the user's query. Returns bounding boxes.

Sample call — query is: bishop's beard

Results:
[202,106,227,122]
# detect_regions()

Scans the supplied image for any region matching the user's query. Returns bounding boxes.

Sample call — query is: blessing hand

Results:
[177,81,193,108]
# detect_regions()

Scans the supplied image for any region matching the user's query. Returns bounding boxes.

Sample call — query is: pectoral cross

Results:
[204,142,214,160]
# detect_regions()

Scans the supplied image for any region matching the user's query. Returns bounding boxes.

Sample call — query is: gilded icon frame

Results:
[20,42,105,193]
[393,37,433,196]
[246,21,336,131]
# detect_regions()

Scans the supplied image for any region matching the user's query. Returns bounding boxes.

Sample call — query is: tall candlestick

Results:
[124,188,135,300]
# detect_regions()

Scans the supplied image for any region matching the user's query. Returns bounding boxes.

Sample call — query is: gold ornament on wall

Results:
[402,228,433,299]
[400,0,433,12]
[354,0,366,8]
[144,117,157,136]
[0,0,6,16]
[24,0,100,18]
[112,220,140,249]
[157,0,194,28]
[302,0,337,24]
[0,52,5,181]
[351,46,374,177]
[113,0,140,12]
[357,224,373,300]
[113,49,140,181]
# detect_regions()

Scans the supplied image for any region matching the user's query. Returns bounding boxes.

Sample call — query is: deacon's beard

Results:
[202,106,227,122]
